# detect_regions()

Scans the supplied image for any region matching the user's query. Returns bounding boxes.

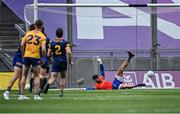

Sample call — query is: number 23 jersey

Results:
[23,30,46,58]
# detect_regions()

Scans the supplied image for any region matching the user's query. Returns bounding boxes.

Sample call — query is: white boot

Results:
[34,95,43,100]
[3,91,9,100]
[18,95,30,100]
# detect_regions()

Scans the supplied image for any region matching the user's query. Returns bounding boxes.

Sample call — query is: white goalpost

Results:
[25,1,180,21]
[33,0,38,23]
[24,2,180,29]
[23,1,180,88]
[31,3,180,7]
[24,4,179,36]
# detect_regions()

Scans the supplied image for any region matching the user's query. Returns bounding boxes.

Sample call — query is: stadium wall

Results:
[0,72,18,89]
[1,0,180,88]
[2,0,180,51]
[70,57,180,88]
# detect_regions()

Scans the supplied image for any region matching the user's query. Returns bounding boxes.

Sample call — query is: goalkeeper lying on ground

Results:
[85,50,145,90]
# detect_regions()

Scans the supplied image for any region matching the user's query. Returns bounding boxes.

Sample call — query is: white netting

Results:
[24,3,180,87]
[24,4,180,20]
[24,4,180,51]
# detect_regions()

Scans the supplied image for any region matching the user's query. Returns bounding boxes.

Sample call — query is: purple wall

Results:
[3,0,67,40]
[105,71,180,88]
[3,0,180,50]
[73,0,180,50]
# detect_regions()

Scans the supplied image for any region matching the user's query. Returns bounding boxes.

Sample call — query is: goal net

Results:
[24,2,180,88]
[24,3,180,52]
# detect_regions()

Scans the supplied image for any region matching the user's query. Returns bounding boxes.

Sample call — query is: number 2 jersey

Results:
[22,30,46,59]
[49,38,70,63]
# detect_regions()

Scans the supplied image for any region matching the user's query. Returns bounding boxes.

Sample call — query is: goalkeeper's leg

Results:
[120,83,146,89]
[117,50,135,76]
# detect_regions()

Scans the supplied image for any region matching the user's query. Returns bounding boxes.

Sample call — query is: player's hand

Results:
[96,56,102,64]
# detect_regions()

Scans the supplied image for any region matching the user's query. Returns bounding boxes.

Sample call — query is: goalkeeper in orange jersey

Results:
[91,50,145,90]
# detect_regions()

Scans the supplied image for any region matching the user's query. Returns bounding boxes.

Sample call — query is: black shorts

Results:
[51,61,67,72]
[23,57,41,67]
[13,54,23,69]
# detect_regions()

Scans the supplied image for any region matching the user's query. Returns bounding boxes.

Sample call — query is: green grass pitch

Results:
[0,89,180,113]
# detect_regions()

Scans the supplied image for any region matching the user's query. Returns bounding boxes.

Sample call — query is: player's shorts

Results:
[112,75,123,89]
[41,57,50,73]
[51,61,67,72]
[23,57,41,67]
[41,57,48,68]
[13,54,23,69]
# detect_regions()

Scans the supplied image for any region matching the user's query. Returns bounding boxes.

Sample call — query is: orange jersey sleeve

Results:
[23,30,46,58]
[95,76,112,90]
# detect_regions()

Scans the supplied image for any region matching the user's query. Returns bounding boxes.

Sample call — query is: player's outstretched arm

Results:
[84,88,96,90]
[96,56,102,64]
[96,56,105,77]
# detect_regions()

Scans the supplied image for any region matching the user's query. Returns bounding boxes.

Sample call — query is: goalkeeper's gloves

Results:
[96,56,102,64]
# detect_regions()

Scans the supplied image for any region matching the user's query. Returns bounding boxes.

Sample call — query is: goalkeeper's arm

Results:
[96,56,105,77]
[81,88,95,91]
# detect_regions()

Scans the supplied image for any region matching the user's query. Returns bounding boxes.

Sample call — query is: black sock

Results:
[38,91,41,96]
[135,83,146,87]
[39,79,43,90]
[128,57,132,62]
[7,87,11,91]
[30,78,34,86]
[44,82,50,94]
[29,78,34,92]
[40,78,47,90]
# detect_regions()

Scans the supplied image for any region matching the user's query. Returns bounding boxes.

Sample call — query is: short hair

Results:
[35,19,43,29]
[92,74,99,80]
[56,28,63,38]
[29,24,35,31]
[41,26,47,36]
[41,26,45,33]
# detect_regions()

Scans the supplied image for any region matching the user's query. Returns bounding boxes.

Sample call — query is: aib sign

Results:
[123,72,138,85]
[105,71,179,88]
